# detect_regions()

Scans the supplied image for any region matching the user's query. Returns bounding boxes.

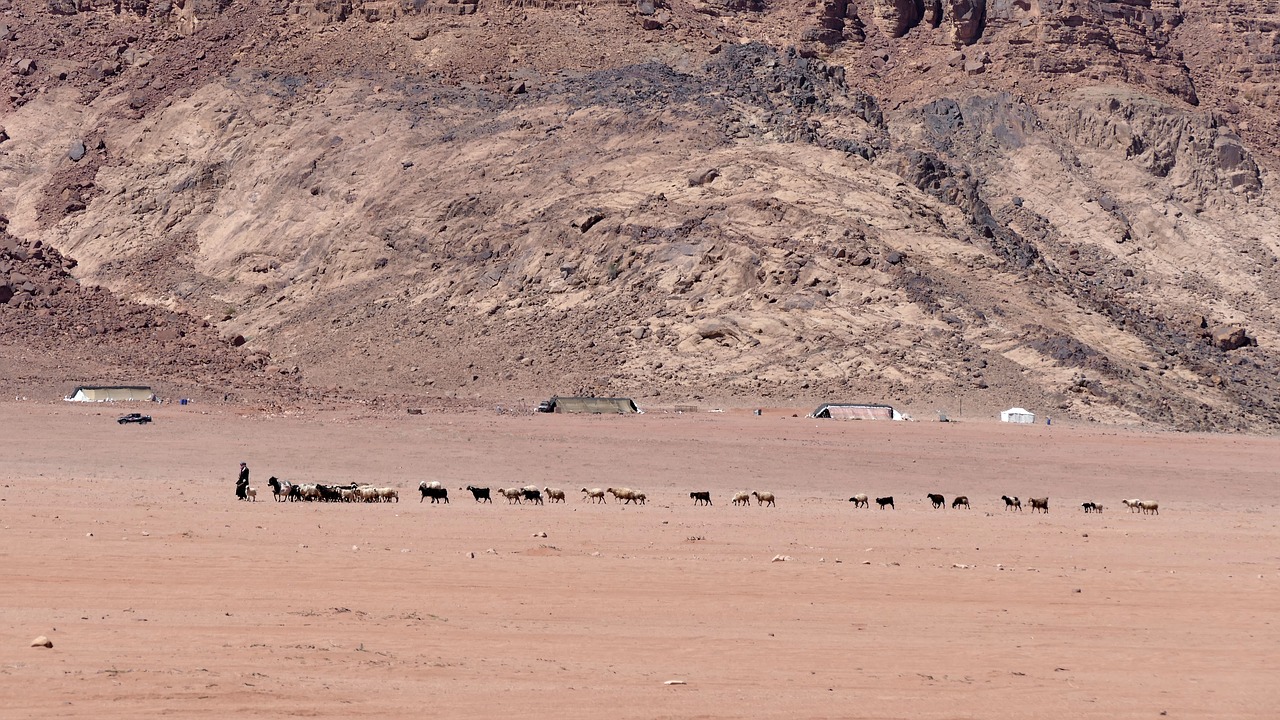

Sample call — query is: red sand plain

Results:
[2,401,1278,719]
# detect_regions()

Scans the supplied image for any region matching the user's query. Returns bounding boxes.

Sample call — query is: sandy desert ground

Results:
[2,401,1278,719]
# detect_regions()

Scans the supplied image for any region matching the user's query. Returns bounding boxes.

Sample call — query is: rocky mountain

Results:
[0,214,303,403]
[2,0,1279,430]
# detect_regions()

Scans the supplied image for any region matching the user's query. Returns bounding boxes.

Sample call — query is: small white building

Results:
[1000,407,1036,424]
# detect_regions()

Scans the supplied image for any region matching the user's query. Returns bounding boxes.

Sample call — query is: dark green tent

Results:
[550,397,640,414]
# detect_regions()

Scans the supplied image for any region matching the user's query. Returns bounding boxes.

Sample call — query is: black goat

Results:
[317,484,347,502]
[419,486,450,503]
[465,485,491,503]
[522,488,544,505]
[876,496,894,509]
[690,491,712,506]
[927,493,945,509]
[267,477,291,502]
[1001,495,1021,511]
[951,496,970,509]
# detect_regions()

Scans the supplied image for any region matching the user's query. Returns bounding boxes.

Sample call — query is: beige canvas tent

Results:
[65,386,155,402]
[811,403,902,420]
[549,397,640,414]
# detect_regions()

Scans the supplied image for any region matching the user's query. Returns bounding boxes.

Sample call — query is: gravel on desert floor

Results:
[2,402,1277,719]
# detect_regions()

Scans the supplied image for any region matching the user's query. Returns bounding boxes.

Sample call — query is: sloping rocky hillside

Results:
[2,0,1279,430]
[0,214,302,403]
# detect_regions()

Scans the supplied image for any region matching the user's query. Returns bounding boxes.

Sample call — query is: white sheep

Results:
[376,487,399,502]
[497,487,523,504]
[1122,498,1142,512]
[356,486,379,503]
[340,487,357,502]
[607,487,645,504]
[246,486,257,502]
[581,487,606,503]
[1138,500,1160,515]
[297,484,321,501]
[751,491,776,507]
[731,491,751,506]
[848,493,869,508]
[543,487,566,503]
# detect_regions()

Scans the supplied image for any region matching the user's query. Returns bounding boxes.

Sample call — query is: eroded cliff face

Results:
[862,0,986,44]
[1,0,1279,428]
[836,1,1194,101]
[869,0,921,38]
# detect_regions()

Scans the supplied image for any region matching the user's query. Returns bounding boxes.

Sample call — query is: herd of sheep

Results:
[254,479,1159,514]
[265,477,399,503]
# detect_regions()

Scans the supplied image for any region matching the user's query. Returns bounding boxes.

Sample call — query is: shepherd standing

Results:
[236,461,250,500]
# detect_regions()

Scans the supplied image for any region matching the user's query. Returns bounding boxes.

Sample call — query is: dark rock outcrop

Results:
[1209,326,1255,351]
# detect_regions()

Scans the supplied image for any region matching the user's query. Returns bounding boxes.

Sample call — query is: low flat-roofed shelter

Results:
[550,397,640,414]
[65,386,155,402]
[811,403,902,420]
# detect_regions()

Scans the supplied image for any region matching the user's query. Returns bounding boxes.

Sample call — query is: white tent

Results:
[1000,407,1036,424]
[66,386,155,402]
